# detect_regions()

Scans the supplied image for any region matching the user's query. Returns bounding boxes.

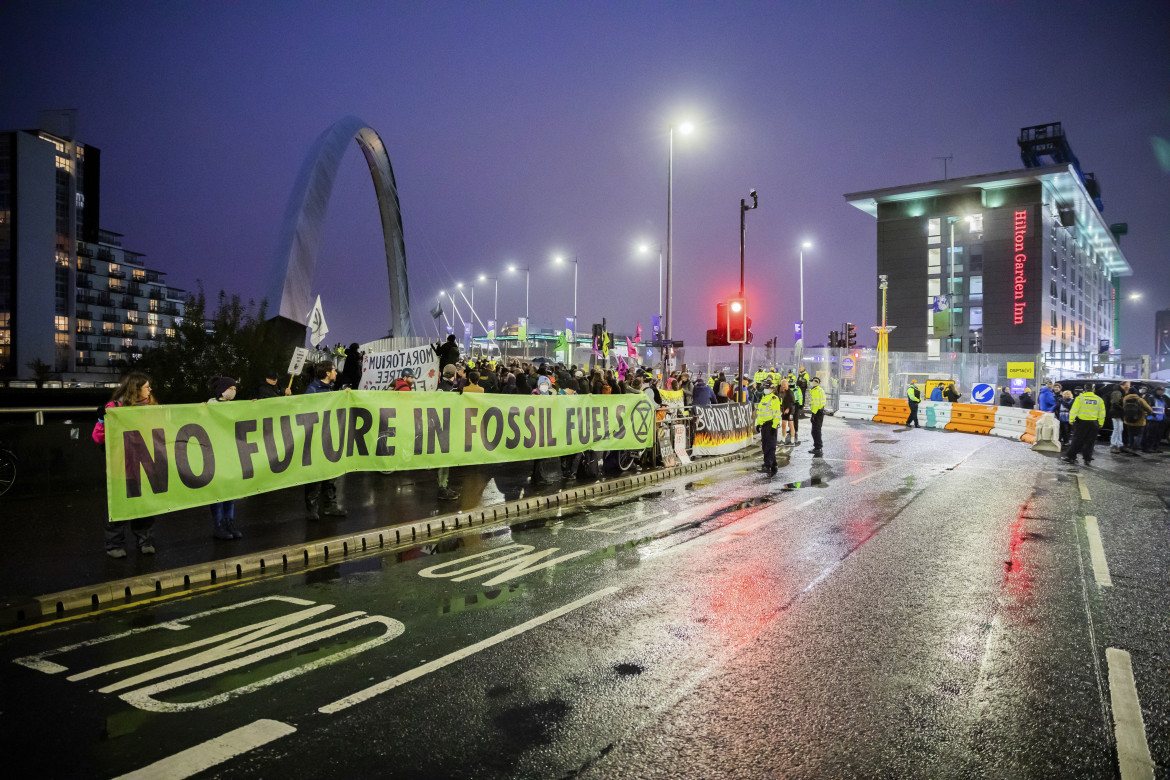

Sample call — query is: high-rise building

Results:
[0,111,183,381]
[845,124,1133,373]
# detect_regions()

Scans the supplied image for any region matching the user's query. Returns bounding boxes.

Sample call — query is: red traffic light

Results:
[728,297,748,343]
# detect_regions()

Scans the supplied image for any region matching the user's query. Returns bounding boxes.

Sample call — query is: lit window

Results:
[969,307,982,327]
[55,315,69,331]
[165,328,176,338]
[927,338,940,358]
[928,278,941,297]
[969,276,983,300]
[55,333,69,346]
[927,218,941,242]
[927,248,941,274]
[966,214,983,232]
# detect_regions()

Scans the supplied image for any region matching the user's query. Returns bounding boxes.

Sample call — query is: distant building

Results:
[845,123,1133,373]
[0,112,184,382]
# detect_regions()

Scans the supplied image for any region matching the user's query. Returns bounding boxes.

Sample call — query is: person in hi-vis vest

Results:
[906,380,922,428]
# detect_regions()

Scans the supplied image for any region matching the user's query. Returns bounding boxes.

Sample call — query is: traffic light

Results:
[846,322,857,349]
[829,330,838,347]
[706,301,730,347]
[728,297,748,343]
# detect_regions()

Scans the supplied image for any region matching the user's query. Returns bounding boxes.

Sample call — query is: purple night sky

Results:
[3,1,1167,356]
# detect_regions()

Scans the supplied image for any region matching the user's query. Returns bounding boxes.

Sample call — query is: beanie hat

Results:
[537,375,551,387]
[264,369,280,381]
[212,376,238,398]
[442,364,457,378]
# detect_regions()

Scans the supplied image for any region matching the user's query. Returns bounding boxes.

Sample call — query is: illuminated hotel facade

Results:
[0,113,184,381]
[845,163,1133,370]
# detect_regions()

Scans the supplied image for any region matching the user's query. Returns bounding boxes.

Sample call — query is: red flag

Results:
[633,322,642,343]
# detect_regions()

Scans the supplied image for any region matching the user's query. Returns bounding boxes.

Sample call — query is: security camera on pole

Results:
[736,189,759,401]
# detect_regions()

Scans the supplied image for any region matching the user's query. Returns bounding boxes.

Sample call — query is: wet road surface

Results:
[0,416,1165,779]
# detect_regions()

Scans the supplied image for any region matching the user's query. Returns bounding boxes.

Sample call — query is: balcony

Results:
[128,284,143,297]
[161,305,180,316]
[96,342,113,352]
[75,326,94,336]
[95,293,113,306]
[76,246,93,258]
[120,297,138,310]
[107,269,126,279]
[78,263,96,274]
[75,293,95,305]
[97,250,114,262]
[75,310,92,321]
[149,289,164,300]
[76,278,92,289]
[102,313,121,323]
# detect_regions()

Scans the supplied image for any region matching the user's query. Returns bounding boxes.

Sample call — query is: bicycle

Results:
[0,439,16,497]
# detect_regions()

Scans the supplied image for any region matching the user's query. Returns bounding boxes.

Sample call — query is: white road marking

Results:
[1083,516,1113,588]
[1078,474,1091,501]
[114,718,296,780]
[1106,648,1155,780]
[849,465,895,485]
[13,596,316,675]
[319,586,619,715]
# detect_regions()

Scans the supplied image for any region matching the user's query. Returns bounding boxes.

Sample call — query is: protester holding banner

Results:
[255,369,291,399]
[208,377,243,540]
[303,362,348,520]
[100,372,159,558]
[433,334,460,369]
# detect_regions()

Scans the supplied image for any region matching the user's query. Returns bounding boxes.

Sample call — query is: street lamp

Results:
[665,119,694,366]
[456,282,474,338]
[507,263,530,355]
[553,254,578,326]
[638,242,663,326]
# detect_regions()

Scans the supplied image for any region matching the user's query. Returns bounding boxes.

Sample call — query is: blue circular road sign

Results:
[971,383,995,404]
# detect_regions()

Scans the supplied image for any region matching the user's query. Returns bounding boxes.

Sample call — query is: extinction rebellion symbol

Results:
[631,400,654,443]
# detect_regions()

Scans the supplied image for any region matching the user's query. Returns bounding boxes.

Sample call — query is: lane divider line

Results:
[1078,474,1091,501]
[1105,648,1156,780]
[1084,516,1113,588]
[114,718,296,780]
[319,586,620,714]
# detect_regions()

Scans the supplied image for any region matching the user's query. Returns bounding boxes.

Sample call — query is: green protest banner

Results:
[105,391,656,521]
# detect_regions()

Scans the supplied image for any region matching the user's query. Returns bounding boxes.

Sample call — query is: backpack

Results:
[91,401,121,444]
[1122,396,1144,425]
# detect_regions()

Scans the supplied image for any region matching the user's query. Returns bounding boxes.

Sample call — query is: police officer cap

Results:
[762,378,774,388]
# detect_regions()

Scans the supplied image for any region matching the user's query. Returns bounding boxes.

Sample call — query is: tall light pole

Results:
[553,255,578,326]
[456,282,474,338]
[478,273,498,334]
[508,263,530,357]
[799,241,812,325]
[665,120,694,369]
[638,243,663,327]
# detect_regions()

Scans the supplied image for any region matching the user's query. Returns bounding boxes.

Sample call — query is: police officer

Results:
[756,378,782,475]
[906,379,922,428]
[1063,383,1105,465]
[807,376,826,457]
[791,381,804,444]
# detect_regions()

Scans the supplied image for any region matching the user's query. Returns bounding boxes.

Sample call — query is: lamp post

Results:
[508,264,530,357]
[456,282,474,339]
[638,243,663,327]
[799,241,812,326]
[478,273,498,335]
[553,255,578,325]
[665,120,694,371]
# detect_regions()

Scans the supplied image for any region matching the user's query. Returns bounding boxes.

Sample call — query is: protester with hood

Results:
[256,369,291,399]
[208,376,242,540]
[392,368,415,391]
[1037,382,1056,412]
[532,375,553,395]
[692,377,715,407]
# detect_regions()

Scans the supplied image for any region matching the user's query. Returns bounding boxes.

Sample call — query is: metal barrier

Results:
[0,406,97,426]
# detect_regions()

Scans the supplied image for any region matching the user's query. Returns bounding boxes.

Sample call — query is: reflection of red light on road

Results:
[703,559,779,647]
[1002,501,1034,599]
